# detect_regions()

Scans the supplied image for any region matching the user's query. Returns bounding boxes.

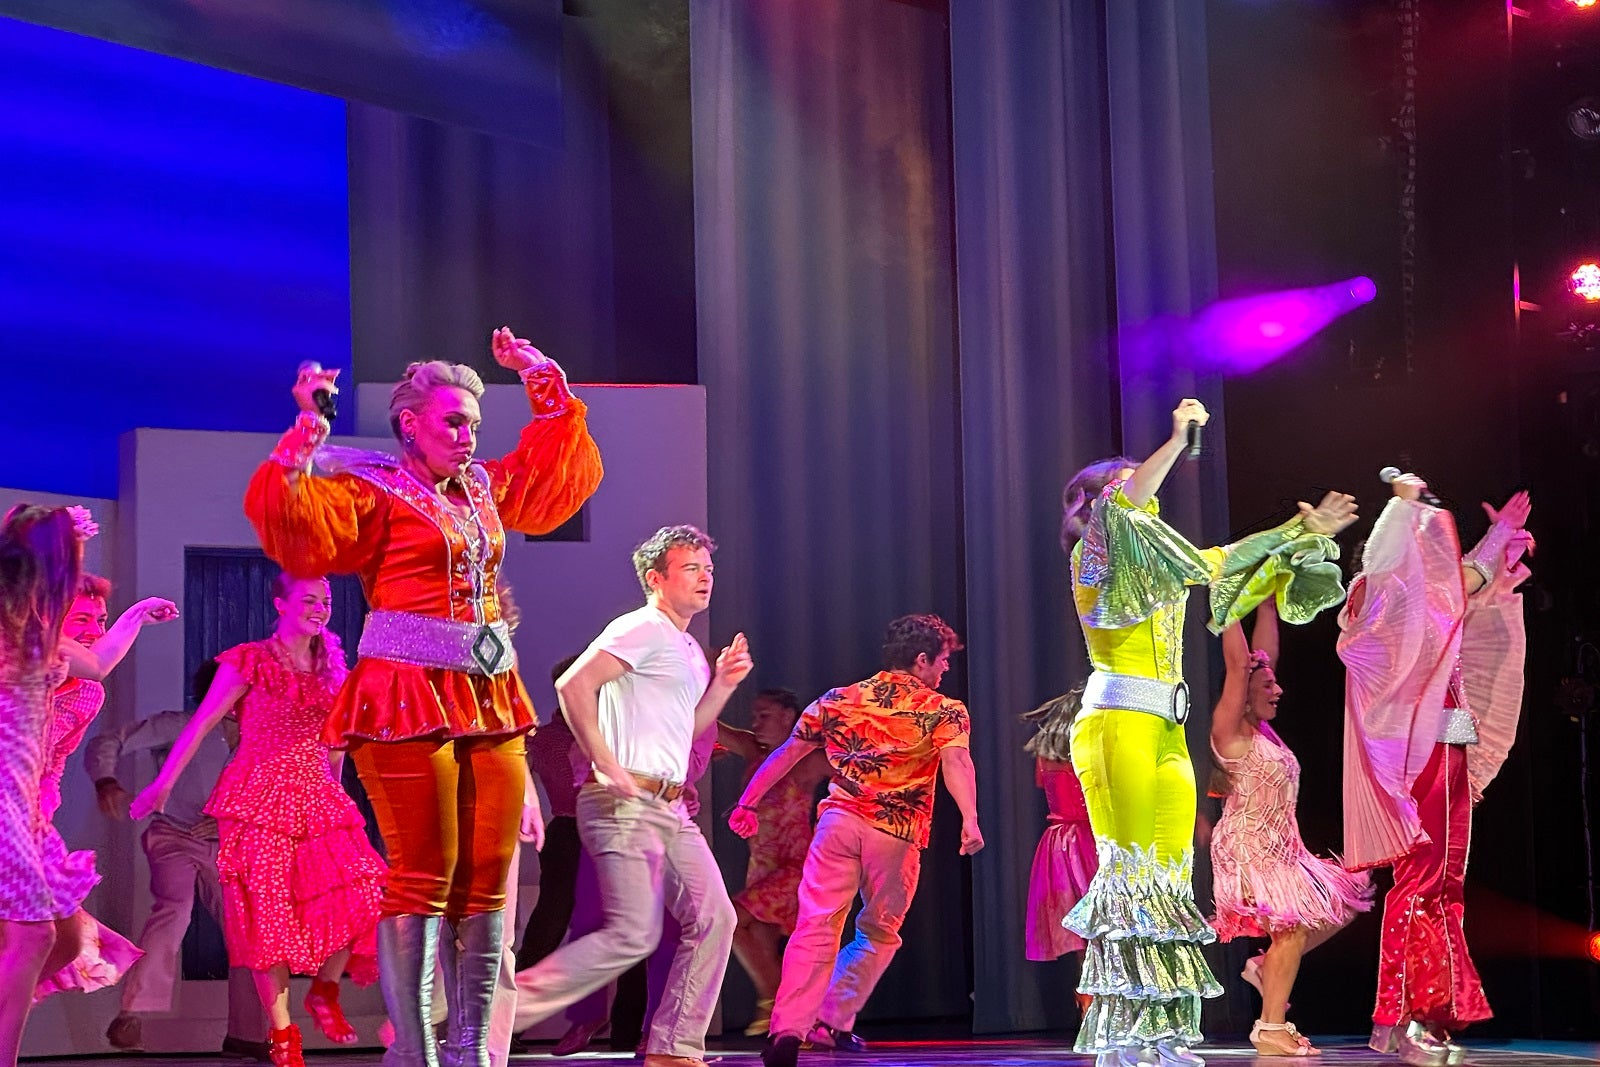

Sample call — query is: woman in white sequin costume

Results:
[0,505,175,1067]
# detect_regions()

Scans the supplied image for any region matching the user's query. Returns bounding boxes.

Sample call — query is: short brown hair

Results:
[1060,456,1138,553]
[882,613,962,672]
[76,573,111,601]
[631,525,716,594]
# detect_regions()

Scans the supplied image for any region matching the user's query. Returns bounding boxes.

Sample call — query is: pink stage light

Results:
[1121,276,1379,379]
[1570,0,1598,9]
[1570,262,1600,301]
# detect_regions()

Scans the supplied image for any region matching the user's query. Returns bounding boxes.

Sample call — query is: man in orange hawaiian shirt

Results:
[730,615,983,1067]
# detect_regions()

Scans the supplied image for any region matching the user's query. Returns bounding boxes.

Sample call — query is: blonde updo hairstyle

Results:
[388,361,487,442]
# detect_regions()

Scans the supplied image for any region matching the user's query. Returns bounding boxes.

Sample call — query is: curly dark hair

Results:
[754,687,803,719]
[881,613,962,672]
[631,525,717,594]
[1060,456,1138,553]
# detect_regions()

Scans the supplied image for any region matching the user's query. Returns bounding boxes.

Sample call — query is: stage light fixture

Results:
[1588,931,1600,963]
[1571,262,1600,302]
[1567,99,1600,142]
[1571,0,1599,10]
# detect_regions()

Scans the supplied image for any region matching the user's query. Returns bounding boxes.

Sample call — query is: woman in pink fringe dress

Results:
[1021,688,1097,1016]
[133,574,386,1067]
[1209,600,1372,1056]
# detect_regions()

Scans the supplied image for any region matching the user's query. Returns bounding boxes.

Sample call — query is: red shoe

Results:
[304,978,359,1045]
[268,1025,304,1067]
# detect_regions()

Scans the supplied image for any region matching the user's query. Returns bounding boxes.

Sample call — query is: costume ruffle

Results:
[34,909,143,1002]
[1209,523,1346,632]
[1212,850,1372,940]
[1076,487,1213,630]
[1025,816,1095,960]
[322,657,536,746]
[1065,840,1221,1052]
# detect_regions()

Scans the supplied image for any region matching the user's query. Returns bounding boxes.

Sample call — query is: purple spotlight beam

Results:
[1120,276,1378,380]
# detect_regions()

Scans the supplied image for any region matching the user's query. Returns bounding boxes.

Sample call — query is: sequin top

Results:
[245,363,603,745]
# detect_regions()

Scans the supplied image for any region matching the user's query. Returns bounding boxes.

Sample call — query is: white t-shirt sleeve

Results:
[593,612,664,673]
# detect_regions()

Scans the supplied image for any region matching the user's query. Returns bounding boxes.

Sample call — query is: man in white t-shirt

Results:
[511,525,751,1067]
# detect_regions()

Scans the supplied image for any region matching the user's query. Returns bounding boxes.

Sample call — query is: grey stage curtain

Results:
[951,0,1234,1036]
[691,0,970,1027]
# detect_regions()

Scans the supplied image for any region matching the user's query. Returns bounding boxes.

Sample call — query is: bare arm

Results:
[1250,597,1280,670]
[555,648,637,798]
[939,747,984,855]
[1122,399,1208,508]
[1210,622,1253,761]
[715,720,765,763]
[728,733,823,838]
[59,597,178,681]
[130,663,249,819]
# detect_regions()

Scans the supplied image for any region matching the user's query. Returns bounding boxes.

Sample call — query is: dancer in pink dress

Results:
[1020,688,1097,1016]
[133,574,387,1067]
[36,573,171,1001]
[0,504,176,1067]
[1209,600,1372,1056]
[716,689,830,1037]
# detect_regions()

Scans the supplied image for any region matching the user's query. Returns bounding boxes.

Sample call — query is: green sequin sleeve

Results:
[1076,483,1214,630]
[1207,517,1346,633]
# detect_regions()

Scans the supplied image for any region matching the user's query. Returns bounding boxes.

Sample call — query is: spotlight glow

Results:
[1589,931,1600,964]
[1571,262,1600,302]
[1571,0,1598,9]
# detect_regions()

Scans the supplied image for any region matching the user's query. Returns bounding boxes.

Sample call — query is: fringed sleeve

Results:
[1208,519,1345,633]
[480,362,604,536]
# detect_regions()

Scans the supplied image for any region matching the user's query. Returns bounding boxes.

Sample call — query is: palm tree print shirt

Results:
[795,670,970,849]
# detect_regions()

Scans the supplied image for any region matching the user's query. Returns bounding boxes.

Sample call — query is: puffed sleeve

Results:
[1075,480,1213,629]
[244,458,385,578]
[480,362,605,536]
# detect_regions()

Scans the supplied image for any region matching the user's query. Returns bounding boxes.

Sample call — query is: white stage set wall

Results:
[14,383,708,1056]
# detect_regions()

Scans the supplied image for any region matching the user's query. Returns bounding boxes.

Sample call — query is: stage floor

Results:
[32,1037,1600,1067]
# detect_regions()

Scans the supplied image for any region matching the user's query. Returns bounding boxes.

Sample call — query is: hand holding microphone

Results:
[1379,467,1442,507]
[1170,399,1209,459]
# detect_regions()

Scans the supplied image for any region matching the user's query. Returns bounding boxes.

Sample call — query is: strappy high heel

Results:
[268,1025,304,1067]
[1251,1020,1317,1057]
[305,978,359,1044]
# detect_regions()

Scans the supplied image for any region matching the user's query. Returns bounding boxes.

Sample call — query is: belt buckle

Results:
[470,625,505,675]
[1171,681,1191,725]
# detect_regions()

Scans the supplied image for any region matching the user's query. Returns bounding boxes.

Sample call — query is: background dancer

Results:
[91,663,270,1058]
[1209,601,1371,1056]
[512,524,750,1067]
[245,328,602,1067]
[1059,399,1357,1067]
[715,688,829,1037]
[133,574,386,1067]
[0,505,174,1067]
[1020,687,1096,1018]
[1340,476,1531,1066]
[732,613,982,1067]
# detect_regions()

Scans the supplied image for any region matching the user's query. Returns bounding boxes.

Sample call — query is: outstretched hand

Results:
[1298,491,1359,536]
[129,780,170,821]
[132,598,180,626]
[1482,490,1531,529]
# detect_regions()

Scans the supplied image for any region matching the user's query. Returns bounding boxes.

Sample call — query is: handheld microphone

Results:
[297,360,338,422]
[1186,420,1203,459]
[1379,466,1442,507]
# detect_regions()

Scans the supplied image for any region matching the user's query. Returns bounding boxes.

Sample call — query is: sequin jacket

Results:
[245,363,604,746]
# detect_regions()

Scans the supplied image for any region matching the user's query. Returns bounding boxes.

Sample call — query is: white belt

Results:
[1082,670,1190,724]
[358,610,514,676]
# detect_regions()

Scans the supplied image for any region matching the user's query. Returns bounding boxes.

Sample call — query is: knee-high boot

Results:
[442,911,505,1067]
[378,915,442,1067]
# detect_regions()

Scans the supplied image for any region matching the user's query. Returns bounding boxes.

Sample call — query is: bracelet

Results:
[734,803,758,813]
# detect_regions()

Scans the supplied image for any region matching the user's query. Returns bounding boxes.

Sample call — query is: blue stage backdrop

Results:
[0,16,351,499]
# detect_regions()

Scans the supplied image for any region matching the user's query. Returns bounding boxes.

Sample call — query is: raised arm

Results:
[715,720,765,763]
[939,746,984,856]
[694,633,752,736]
[1250,597,1280,670]
[1122,399,1208,508]
[1210,622,1253,761]
[478,328,604,536]
[59,597,178,681]
[556,648,638,799]
[130,663,249,819]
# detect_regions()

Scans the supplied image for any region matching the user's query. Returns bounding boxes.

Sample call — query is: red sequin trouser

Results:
[1372,742,1491,1030]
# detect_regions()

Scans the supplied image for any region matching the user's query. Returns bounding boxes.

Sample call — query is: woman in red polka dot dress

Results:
[133,574,386,1067]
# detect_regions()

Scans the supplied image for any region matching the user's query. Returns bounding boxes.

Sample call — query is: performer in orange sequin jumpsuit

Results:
[244,329,602,1067]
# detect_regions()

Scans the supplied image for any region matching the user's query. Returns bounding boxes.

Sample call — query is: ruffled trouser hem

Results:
[1065,840,1221,1052]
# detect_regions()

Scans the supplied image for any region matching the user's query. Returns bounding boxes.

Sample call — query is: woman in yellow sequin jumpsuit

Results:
[1059,400,1357,1067]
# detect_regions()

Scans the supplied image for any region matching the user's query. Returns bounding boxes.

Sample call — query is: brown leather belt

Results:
[585,770,686,802]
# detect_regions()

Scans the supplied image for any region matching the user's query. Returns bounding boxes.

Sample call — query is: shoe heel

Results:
[1369,1025,1400,1054]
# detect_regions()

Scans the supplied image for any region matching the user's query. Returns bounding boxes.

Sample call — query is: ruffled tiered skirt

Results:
[1212,840,1372,940]
[207,758,385,980]
[1065,841,1222,1052]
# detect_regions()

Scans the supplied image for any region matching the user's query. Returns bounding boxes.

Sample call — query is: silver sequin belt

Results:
[1438,705,1479,746]
[1082,670,1190,724]
[358,610,514,677]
